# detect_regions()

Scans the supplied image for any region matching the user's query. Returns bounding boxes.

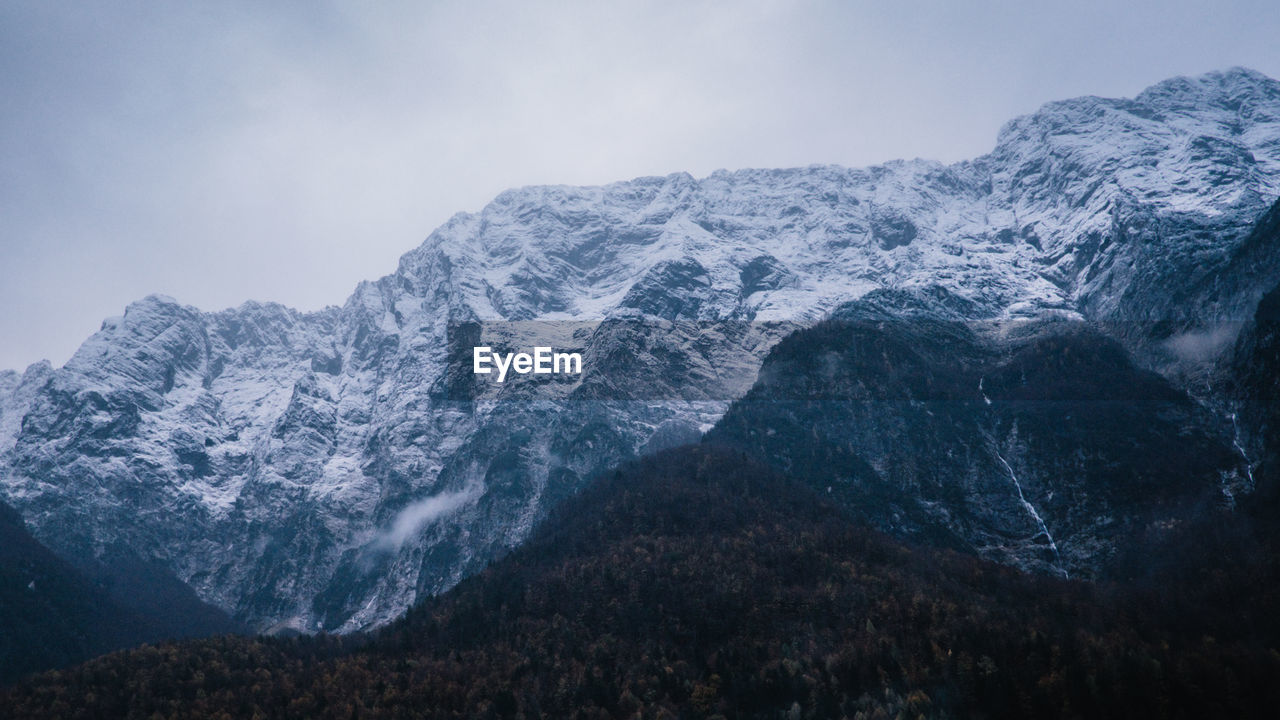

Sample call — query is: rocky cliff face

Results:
[1230,271,1280,499]
[705,288,1243,578]
[2,68,1279,632]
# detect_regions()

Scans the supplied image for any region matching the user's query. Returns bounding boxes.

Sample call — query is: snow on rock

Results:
[2,68,1280,632]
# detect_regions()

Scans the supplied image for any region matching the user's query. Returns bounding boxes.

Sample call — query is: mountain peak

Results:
[1135,66,1280,110]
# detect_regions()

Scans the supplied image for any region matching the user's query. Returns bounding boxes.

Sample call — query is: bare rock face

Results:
[706,288,1242,579]
[2,68,1280,632]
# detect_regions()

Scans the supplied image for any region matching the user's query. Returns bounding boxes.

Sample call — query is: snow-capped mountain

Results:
[2,68,1279,632]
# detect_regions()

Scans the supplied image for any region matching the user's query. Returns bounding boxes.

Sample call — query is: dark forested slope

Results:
[0,499,241,686]
[704,294,1237,580]
[5,446,1279,719]
[0,502,157,684]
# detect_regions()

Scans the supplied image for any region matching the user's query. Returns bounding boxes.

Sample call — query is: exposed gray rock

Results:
[2,68,1279,632]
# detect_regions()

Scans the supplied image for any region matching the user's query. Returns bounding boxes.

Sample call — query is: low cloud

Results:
[1163,324,1240,364]
[374,485,480,551]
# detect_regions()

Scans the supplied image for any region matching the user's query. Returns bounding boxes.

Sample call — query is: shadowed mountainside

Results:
[5,446,1279,718]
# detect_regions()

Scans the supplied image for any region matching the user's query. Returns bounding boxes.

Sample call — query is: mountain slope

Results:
[1231,279,1280,497]
[6,446,1279,718]
[704,288,1242,577]
[2,68,1280,632]
[0,499,137,684]
[0,500,239,684]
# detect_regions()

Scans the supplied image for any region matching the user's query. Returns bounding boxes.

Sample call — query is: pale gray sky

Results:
[2,0,1278,370]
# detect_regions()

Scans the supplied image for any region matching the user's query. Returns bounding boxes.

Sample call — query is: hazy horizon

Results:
[3,1,1280,371]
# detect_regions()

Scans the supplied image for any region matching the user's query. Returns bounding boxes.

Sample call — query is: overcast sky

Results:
[2,0,1278,371]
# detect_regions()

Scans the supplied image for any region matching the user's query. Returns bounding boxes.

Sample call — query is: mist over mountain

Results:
[2,67,1279,639]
